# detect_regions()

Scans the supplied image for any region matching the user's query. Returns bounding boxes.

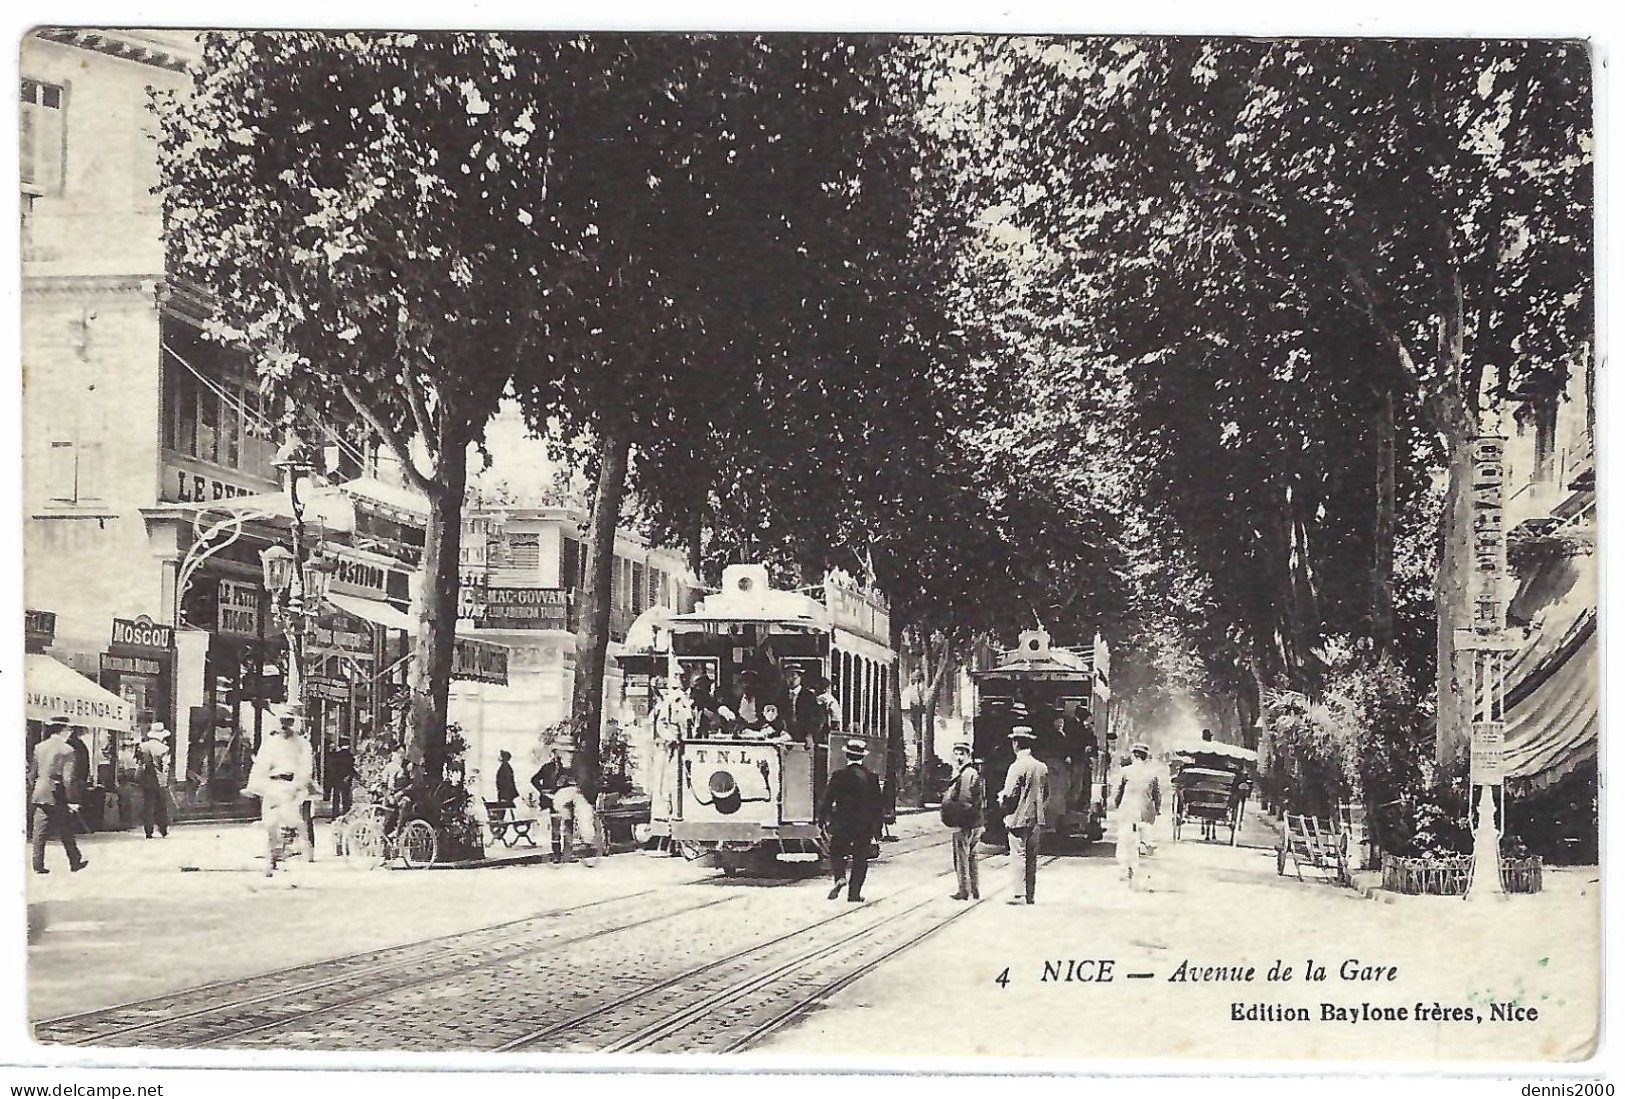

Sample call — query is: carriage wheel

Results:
[400,819,439,869]
[343,817,386,870]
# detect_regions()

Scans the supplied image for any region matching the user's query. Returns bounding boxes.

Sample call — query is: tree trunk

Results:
[408,441,468,786]
[570,427,632,800]
[1434,432,1474,768]
[1371,388,1397,655]
[918,636,952,801]
[888,614,908,807]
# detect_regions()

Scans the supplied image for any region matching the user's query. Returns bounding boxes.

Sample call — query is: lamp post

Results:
[259,437,336,735]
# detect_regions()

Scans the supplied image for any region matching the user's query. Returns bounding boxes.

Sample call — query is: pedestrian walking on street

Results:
[999,726,1049,905]
[29,716,88,875]
[941,740,984,900]
[1113,742,1163,890]
[819,738,884,902]
[246,709,316,876]
[136,724,172,839]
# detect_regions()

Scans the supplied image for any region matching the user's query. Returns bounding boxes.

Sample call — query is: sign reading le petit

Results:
[217,579,261,638]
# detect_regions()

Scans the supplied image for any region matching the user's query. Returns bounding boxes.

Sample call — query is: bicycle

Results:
[338,789,438,870]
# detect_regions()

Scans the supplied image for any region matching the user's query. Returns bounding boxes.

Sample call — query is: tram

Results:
[618,564,897,876]
[969,629,1111,847]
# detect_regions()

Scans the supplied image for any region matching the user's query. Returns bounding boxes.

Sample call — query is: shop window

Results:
[506,532,540,574]
[161,327,277,480]
[21,78,65,197]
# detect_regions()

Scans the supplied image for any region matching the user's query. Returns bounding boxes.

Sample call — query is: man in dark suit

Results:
[494,749,519,810]
[29,717,88,875]
[779,665,828,746]
[324,744,355,819]
[818,738,883,902]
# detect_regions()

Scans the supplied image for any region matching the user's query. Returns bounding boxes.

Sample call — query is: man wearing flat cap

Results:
[818,738,884,902]
[941,740,984,900]
[1113,742,1163,889]
[998,725,1049,905]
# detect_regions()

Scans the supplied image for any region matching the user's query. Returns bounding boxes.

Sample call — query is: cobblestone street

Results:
[27,807,1599,1062]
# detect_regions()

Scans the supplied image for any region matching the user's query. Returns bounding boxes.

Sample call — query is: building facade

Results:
[23,31,436,819]
[451,505,699,800]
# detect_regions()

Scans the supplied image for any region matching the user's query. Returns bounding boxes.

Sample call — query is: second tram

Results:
[619,564,898,876]
[970,629,1112,846]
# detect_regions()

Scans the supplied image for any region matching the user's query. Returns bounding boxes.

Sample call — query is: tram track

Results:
[501,851,1049,1055]
[35,887,718,1048]
[37,829,967,1053]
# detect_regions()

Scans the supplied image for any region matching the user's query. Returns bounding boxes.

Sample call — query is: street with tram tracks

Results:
[33,822,1002,1054]
[26,807,1596,1060]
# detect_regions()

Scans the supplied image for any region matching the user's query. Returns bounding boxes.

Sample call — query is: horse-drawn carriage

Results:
[1170,739,1256,845]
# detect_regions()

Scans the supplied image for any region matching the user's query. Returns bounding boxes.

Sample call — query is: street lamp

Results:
[260,436,326,712]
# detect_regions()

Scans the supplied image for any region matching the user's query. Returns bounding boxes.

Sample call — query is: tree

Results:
[908,37,1591,756]
[157,32,588,780]
[520,36,975,796]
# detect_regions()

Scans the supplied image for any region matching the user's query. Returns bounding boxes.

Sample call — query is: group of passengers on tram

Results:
[655,660,837,745]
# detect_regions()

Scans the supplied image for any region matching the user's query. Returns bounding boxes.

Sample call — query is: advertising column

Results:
[1460,436,1514,900]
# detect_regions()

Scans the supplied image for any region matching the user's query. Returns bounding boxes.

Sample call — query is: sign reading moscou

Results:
[110,615,174,652]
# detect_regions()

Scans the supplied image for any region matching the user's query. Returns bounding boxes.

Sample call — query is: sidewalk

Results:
[30,816,558,877]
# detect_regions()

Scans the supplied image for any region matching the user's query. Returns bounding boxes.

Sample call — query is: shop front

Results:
[24,614,136,830]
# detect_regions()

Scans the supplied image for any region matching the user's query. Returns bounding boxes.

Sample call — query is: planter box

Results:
[1381,853,1543,895]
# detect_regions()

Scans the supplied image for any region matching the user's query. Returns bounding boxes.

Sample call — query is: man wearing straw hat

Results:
[819,738,884,902]
[998,724,1049,905]
[246,706,316,875]
[136,723,173,839]
[1113,742,1163,890]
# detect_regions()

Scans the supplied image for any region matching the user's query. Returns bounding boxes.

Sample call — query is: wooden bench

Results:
[1276,812,1352,886]
[484,802,540,848]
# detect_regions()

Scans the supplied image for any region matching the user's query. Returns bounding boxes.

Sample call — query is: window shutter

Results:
[76,440,103,501]
[20,80,64,194]
[44,440,76,502]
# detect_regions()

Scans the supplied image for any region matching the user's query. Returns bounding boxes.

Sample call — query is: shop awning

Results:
[1505,555,1595,689]
[1503,621,1597,791]
[24,653,134,731]
[326,592,417,633]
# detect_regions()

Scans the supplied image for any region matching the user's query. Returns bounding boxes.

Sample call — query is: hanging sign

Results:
[328,549,401,601]
[452,637,509,685]
[306,675,353,702]
[25,609,57,650]
[216,579,261,638]
[110,615,175,653]
[100,652,163,677]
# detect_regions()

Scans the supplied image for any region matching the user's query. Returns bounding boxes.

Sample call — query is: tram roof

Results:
[972,649,1094,681]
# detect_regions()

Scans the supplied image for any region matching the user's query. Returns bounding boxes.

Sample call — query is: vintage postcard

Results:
[14,24,1600,1073]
